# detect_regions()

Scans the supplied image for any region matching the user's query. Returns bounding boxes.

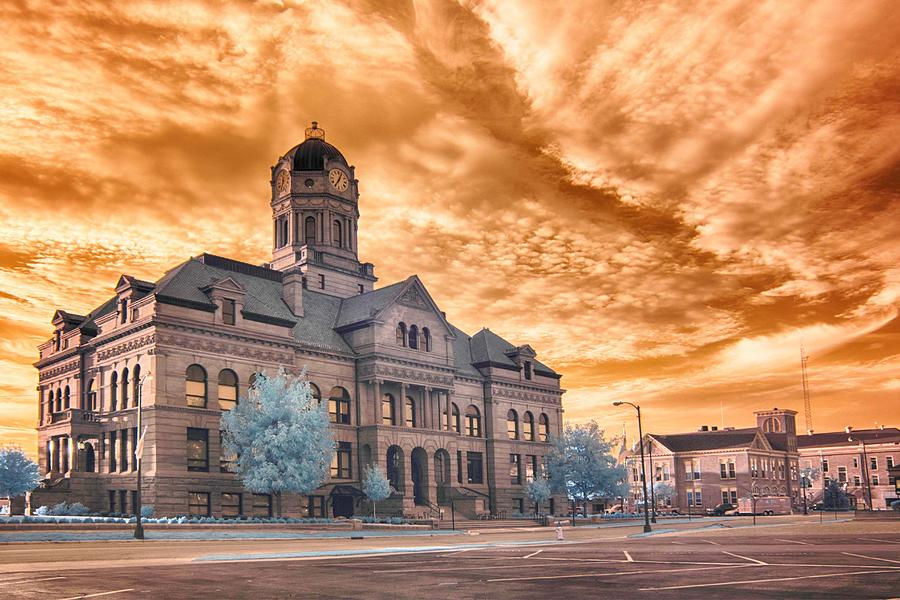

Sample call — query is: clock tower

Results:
[268,122,376,297]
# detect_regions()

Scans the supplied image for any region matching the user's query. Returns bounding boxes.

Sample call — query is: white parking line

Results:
[701,540,721,546]
[485,564,754,583]
[0,576,66,586]
[721,551,768,565]
[776,539,811,545]
[842,552,900,565]
[858,538,900,545]
[639,568,900,591]
[522,550,543,559]
[623,551,634,562]
[59,589,134,600]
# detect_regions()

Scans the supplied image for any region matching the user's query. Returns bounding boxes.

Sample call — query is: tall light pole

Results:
[614,401,651,533]
[647,436,657,523]
[134,373,153,540]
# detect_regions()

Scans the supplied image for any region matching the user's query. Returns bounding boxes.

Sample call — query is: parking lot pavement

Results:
[1,531,898,599]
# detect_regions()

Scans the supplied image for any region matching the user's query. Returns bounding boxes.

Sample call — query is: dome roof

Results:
[284,123,347,171]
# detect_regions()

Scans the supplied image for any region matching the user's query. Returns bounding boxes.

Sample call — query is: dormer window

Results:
[120,299,128,324]
[54,330,61,352]
[524,361,532,380]
[222,299,236,325]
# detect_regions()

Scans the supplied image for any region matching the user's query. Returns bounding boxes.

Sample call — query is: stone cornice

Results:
[96,332,157,361]
[489,384,561,405]
[358,362,454,387]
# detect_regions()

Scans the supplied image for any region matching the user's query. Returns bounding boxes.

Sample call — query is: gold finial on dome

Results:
[305,121,325,140]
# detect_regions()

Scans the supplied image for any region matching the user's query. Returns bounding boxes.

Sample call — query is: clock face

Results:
[329,168,349,192]
[276,170,290,194]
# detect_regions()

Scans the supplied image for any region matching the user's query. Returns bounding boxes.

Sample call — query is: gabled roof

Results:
[650,428,762,453]
[797,427,900,448]
[469,328,558,376]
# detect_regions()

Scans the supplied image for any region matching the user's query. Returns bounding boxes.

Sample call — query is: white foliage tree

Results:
[362,464,392,518]
[221,369,334,517]
[526,476,551,516]
[546,421,627,509]
[0,448,41,509]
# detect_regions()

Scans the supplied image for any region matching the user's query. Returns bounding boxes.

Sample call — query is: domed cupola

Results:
[268,122,376,296]
[285,122,348,171]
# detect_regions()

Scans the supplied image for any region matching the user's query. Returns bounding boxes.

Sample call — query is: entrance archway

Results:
[434,449,451,504]
[411,447,429,506]
[83,443,95,473]
[386,445,405,493]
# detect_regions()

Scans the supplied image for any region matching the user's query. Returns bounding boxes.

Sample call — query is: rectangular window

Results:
[722,490,729,504]
[456,450,463,484]
[720,463,727,479]
[730,490,738,504]
[888,457,894,469]
[750,458,758,478]
[524,361,532,380]
[222,493,242,518]
[331,441,352,479]
[358,284,364,294]
[852,457,859,468]
[467,452,483,484]
[187,428,209,472]
[307,495,325,518]
[687,491,694,507]
[119,490,128,515]
[822,459,829,473]
[189,492,211,517]
[109,431,117,473]
[872,475,879,486]
[870,457,878,470]
[838,466,847,483]
[253,493,272,518]
[222,299,236,325]
[515,498,524,513]
[186,378,206,408]
[329,396,351,425]
[220,431,236,473]
[695,491,702,506]
[510,454,521,485]
[527,455,538,483]
[318,274,325,290]
[119,428,128,472]
[108,490,116,513]
[853,475,861,486]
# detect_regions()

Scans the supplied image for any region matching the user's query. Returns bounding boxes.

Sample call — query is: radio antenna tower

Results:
[800,347,813,434]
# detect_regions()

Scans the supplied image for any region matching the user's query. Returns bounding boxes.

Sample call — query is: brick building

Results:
[797,427,900,510]
[625,409,801,513]
[32,124,565,519]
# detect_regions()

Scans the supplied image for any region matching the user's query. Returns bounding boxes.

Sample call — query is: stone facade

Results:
[33,125,565,519]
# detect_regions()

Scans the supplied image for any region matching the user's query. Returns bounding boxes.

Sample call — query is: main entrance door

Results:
[332,494,354,518]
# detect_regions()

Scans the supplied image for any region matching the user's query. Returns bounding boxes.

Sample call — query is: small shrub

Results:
[35,505,50,516]
[141,505,155,519]
[390,517,403,525]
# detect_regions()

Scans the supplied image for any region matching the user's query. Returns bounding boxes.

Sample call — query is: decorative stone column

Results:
[374,380,382,424]
[400,382,408,427]
[49,438,57,472]
[424,387,432,430]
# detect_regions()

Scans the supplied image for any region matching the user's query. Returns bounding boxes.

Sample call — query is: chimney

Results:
[700,426,709,432]
[845,426,853,434]
[282,268,304,317]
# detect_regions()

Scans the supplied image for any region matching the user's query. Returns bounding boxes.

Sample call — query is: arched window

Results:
[382,393,396,426]
[304,216,316,245]
[249,372,259,389]
[332,220,342,247]
[451,403,461,434]
[54,388,61,412]
[507,409,519,440]
[86,379,96,411]
[131,364,141,407]
[523,412,535,441]
[465,405,481,437]
[64,385,70,410]
[109,372,118,412]
[396,322,407,347]
[329,386,351,424]
[762,417,780,433]
[422,327,431,352]
[121,367,129,407]
[405,396,416,428]
[386,446,404,492]
[539,413,550,442]
[185,364,207,408]
[408,325,419,350]
[218,369,238,411]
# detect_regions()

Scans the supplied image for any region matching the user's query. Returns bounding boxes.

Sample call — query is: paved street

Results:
[1,518,898,598]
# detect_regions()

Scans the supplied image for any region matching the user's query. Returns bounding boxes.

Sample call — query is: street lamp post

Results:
[134,374,153,540]
[613,401,651,533]
[647,437,657,524]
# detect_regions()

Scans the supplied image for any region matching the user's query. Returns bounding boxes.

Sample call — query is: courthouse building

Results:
[33,124,565,519]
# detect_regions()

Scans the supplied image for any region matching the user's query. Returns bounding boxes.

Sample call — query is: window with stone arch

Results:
[408,325,419,349]
[405,396,416,428]
[86,379,96,411]
[539,413,550,442]
[523,411,535,441]
[121,367,129,407]
[465,405,481,437]
[396,322,407,347]
[304,216,316,245]
[332,219,342,247]
[382,393,396,426]
[451,403,461,434]
[507,409,519,440]
[185,364,207,408]
[762,417,780,433]
[329,386,351,425]
[218,369,238,411]
[64,385,70,410]
[131,364,141,407]
[307,382,322,406]
[109,372,118,412]
[422,327,431,352]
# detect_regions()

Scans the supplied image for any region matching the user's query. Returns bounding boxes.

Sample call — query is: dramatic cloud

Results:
[1,0,897,452]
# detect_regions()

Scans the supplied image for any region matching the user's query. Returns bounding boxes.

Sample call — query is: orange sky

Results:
[1,1,898,453]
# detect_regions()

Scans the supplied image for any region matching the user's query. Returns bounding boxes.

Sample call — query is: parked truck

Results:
[736,496,792,516]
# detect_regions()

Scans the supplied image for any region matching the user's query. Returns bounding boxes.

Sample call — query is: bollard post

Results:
[556,522,564,541]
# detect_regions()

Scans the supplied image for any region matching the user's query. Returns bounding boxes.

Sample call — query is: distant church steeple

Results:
[268,122,376,297]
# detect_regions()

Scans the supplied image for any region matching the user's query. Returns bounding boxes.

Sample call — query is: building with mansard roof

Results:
[33,123,565,519]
